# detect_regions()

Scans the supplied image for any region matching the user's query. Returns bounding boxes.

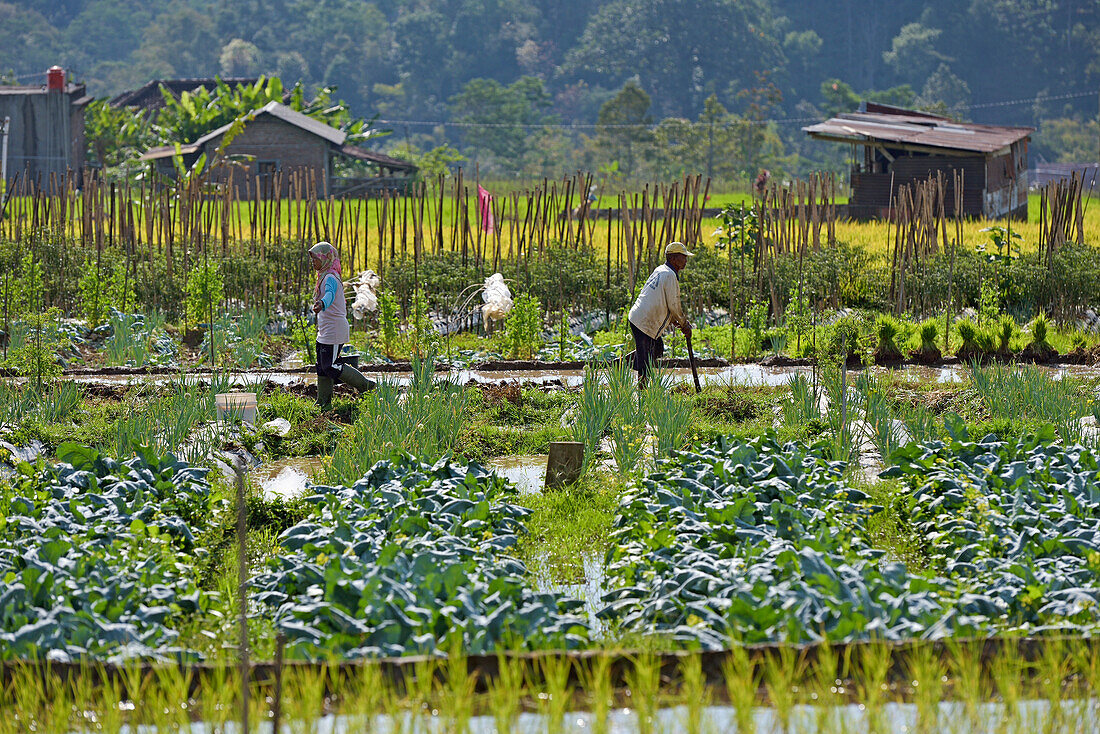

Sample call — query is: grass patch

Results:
[515,473,624,582]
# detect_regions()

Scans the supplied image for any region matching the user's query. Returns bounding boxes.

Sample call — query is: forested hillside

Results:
[1,0,1097,181]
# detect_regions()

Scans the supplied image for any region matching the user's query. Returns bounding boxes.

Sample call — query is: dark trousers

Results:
[630,322,664,380]
[316,342,344,381]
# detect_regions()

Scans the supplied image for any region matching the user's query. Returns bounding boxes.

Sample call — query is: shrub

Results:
[184,260,224,325]
[78,257,134,327]
[501,293,542,359]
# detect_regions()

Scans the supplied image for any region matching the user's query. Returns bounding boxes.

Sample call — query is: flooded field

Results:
[42,360,1100,392]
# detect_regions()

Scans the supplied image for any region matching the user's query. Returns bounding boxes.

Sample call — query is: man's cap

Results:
[665,241,694,257]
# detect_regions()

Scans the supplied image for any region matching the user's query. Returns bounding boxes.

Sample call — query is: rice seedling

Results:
[947,640,985,732]
[284,664,330,734]
[440,639,475,734]
[955,318,983,361]
[723,646,760,734]
[151,664,194,732]
[997,314,1018,353]
[874,314,904,362]
[626,652,663,734]
[904,641,945,734]
[915,318,941,363]
[488,653,525,734]
[1023,312,1057,360]
[578,653,614,734]
[850,641,891,734]
[809,642,842,734]
[919,319,939,353]
[975,328,998,355]
[1035,638,1073,732]
[408,657,438,732]
[990,640,1024,734]
[535,654,572,734]
[678,653,713,734]
[764,645,804,734]
[199,664,239,733]
[342,663,386,732]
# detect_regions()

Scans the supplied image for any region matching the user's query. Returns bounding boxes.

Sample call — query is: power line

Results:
[377,88,1098,131]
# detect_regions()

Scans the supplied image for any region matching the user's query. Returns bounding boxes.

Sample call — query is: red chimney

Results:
[47,66,65,92]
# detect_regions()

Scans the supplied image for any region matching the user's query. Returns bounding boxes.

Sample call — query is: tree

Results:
[0,3,59,75]
[883,22,950,87]
[448,76,553,172]
[1035,118,1100,163]
[128,6,220,79]
[919,63,971,119]
[565,0,783,118]
[594,80,653,176]
[219,39,262,77]
[84,99,155,172]
[652,95,742,181]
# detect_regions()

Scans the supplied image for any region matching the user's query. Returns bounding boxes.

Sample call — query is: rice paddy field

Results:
[2,175,1100,732]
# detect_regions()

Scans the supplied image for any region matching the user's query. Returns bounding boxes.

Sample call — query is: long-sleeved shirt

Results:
[627,263,686,340]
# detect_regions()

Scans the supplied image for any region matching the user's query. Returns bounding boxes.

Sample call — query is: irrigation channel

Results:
[40,357,1100,389]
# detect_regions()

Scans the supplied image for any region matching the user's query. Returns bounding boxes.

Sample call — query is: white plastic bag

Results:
[481,273,513,330]
[350,270,381,320]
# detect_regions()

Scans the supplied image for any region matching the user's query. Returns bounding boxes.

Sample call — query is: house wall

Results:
[849,150,1027,221]
[983,140,1028,220]
[202,117,329,198]
[0,90,85,189]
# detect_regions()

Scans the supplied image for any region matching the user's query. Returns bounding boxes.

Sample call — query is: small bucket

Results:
[215,392,258,423]
[336,353,360,369]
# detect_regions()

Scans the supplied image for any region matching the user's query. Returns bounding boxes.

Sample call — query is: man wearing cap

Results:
[627,241,693,388]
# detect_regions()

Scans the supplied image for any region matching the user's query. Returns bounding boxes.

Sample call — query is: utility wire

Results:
[378,90,1098,131]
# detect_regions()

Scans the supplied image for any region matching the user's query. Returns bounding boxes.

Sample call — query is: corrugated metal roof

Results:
[338,144,416,171]
[140,143,200,161]
[804,109,1033,155]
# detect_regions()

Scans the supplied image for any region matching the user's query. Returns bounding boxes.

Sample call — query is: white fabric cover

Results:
[350,270,381,321]
[481,273,513,329]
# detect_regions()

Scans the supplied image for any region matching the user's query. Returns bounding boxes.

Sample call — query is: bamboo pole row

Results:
[0,167,857,324]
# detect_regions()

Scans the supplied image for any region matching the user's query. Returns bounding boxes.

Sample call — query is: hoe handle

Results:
[686,332,701,393]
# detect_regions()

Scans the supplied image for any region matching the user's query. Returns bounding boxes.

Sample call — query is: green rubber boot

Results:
[317,375,334,410]
[339,364,376,392]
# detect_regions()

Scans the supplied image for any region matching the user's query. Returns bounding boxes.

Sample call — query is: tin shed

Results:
[804,103,1033,220]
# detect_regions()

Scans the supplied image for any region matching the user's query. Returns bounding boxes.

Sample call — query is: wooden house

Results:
[139,101,416,197]
[804,103,1033,220]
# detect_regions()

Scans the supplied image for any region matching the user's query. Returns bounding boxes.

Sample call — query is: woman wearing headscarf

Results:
[308,241,374,408]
